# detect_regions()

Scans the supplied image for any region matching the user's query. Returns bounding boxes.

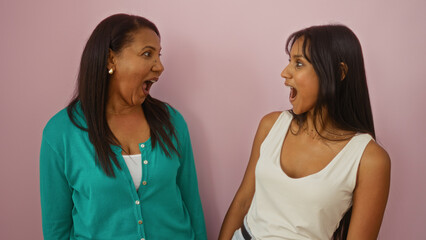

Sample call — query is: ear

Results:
[107,49,116,71]
[339,62,348,81]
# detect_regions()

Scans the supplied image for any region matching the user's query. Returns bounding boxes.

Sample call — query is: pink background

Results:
[1,0,425,239]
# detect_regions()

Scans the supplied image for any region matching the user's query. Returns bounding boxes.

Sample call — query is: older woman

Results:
[40,14,206,240]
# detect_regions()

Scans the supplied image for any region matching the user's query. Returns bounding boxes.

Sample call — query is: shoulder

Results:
[165,105,191,137]
[42,106,84,145]
[359,140,391,180]
[362,140,391,169]
[43,108,72,138]
[166,104,184,121]
[166,104,186,126]
[257,111,287,135]
[252,111,287,142]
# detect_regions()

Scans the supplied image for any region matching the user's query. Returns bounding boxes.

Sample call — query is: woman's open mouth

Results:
[142,79,158,96]
[289,87,298,102]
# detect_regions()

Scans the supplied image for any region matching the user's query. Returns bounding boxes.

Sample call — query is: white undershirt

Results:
[122,154,142,190]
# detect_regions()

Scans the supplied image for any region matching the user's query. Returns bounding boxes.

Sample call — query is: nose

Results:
[281,63,291,79]
[152,57,164,74]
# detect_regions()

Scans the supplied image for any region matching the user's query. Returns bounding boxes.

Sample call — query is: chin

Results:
[292,107,314,116]
[131,96,146,106]
[291,102,316,115]
[291,106,302,115]
[292,109,303,115]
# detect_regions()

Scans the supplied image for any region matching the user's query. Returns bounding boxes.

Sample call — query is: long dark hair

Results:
[285,25,375,239]
[67,14,179,177]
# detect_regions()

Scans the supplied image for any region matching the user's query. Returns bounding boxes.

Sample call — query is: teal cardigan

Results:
[40,103,207,240]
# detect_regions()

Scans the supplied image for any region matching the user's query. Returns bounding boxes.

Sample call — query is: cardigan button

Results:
[135,200,140,205]
[138,220,143,224]
[140,144,145,148]
[143,160,148,165]
[142,181,147,186]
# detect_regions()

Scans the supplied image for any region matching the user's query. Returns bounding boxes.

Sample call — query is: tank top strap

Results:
[322,133,373,189]
[260,111,293,154]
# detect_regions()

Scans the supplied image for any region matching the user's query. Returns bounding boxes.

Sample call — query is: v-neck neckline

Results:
[278,114,357,180]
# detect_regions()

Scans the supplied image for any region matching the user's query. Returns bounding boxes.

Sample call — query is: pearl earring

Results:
[108,68,114,75]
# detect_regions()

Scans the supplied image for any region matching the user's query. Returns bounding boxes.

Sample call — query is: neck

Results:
[301,109,353,140]
[106,97,142,116]
[305,109,327,132]
[106,81,146,116]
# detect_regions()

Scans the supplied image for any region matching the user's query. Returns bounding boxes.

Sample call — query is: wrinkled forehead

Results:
[125,28,161,49]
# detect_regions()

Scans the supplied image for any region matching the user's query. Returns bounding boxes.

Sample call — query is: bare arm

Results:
[347,141,391,240]
[218,112,281,240]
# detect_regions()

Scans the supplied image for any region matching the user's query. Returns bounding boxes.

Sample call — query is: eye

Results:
[142,51,151,57]
[295,60,303,68]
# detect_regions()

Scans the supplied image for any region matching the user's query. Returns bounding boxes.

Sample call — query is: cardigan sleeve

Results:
[40,137,73,240]
[175,115,207,240]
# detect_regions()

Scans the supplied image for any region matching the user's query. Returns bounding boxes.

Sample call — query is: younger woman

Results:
[219,24,390,240]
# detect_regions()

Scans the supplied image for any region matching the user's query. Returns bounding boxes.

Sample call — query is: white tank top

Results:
[246,111,372,240]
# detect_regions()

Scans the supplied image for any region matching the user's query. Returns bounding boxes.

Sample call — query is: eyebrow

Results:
[141,46,161,51]
[291,54,304,59]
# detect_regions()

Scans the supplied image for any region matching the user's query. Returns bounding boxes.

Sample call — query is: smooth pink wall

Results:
[1,0,425,239]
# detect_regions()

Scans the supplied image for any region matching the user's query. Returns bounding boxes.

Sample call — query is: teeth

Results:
[149,79,157,83]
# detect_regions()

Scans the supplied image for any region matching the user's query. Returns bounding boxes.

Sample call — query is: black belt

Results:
[241,222,252,240]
